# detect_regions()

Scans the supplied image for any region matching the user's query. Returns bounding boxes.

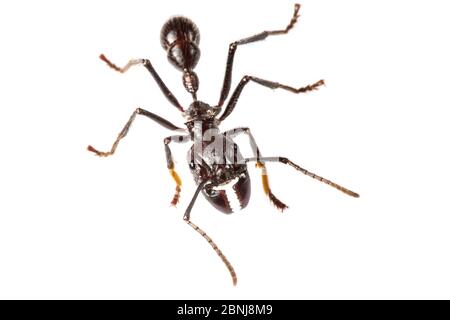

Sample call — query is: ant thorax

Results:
[186,119,221,145]
[183,101,221,122]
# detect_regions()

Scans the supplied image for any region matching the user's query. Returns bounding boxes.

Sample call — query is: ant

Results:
[88,3,359,286]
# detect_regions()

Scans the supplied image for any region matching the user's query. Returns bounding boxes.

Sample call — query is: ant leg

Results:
[164,135,190,206]
[184,181,237,286]
[87,108,185,157]
[225,128,287,211]
[219,76,324,121]
[99,54,184,112]
[246,157,360,198]
[218,3,301,106]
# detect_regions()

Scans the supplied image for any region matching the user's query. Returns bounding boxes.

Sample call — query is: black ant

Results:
[88,3,359,286]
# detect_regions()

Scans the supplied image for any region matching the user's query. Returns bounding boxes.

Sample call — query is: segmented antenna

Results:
[184,219,237,286]
[279,157,360,197]
[247,157,360,198]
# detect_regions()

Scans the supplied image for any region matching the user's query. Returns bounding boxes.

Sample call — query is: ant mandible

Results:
[88,3,359,286]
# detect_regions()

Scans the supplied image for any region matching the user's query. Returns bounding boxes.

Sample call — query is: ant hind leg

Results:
[217,3,302,107]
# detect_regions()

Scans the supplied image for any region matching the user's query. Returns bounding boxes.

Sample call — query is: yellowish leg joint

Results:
[169,168,182,187]
[257,162,270,195]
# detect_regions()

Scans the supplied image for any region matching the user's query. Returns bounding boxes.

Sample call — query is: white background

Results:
[0,0,449,299]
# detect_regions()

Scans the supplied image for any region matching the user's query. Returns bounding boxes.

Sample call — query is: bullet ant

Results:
[88,4,359,285]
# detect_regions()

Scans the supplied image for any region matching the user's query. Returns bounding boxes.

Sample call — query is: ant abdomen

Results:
[161,16,201,71]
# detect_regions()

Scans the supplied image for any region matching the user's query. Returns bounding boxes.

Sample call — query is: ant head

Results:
[161,16,201,71]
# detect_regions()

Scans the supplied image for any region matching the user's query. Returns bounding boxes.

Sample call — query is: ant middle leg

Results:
[217,3,302,106]
[219,76,324,121]
[164,135,190,206]
[87,108,185,157]
[183,181,237,286]
[99,54,184,112]
[224,127,287,211]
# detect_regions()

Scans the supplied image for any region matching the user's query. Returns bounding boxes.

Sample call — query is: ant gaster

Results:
[88,4,359,286]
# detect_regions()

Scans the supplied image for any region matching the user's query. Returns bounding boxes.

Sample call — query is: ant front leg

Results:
[217,3,301,107]
[164,135,190,206]
[219,76,324,121]
[225,127,287,211]
[246,157,360,198]
[183,181,237,286]
[99,54,184,112]
[88,108,184,157]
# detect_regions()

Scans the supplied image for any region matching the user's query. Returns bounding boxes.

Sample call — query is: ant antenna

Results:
[184,218,237,286]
